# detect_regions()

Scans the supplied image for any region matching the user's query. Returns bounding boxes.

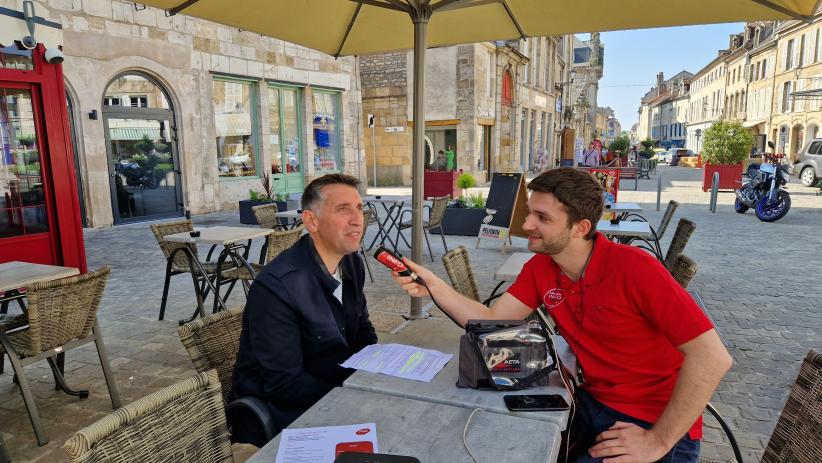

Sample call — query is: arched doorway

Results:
[103,72,183,223]
[778,125,788,154]
[789,124,804,162]
[806,123,818,141]
[66,91,87,227]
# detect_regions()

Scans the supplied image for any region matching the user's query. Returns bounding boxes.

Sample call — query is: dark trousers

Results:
[569,389,700,463]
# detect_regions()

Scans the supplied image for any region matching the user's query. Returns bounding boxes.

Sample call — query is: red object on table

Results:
[424,170,460,199]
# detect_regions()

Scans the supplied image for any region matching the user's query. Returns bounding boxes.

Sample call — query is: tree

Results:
[608,135,630,155]
[701,120,754,165]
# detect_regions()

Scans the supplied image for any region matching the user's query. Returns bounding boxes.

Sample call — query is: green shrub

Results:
[702,120,754,165]
[457,172,476,190]
[609,135,630,155]
[467,192,486,209]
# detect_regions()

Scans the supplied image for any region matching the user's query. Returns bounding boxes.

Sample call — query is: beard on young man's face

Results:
[527,228,571,255]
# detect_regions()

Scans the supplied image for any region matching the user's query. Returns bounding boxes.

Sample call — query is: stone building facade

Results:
[2,0,365,227]
[360,35,577,186]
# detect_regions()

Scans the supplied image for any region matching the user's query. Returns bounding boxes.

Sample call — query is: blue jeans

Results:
[569,390,700,463]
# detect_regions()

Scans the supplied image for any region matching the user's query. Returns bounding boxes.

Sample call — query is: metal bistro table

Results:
[596,219,663,260]
[274,209,303,229]
[363,195,414,252]
[604,202,642,219]
[247,387,562,463]
[344,317,576,429]
[164,226,271,323]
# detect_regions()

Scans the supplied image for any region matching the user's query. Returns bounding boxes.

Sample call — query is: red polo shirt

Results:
[507,233,713,439]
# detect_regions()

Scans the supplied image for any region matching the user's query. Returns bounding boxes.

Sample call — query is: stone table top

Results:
[605,202,642,213]
[596,219,653,238]
[344,317,575,429]
[247,387,561,463]
[163,226,272,246]
[494,252,533,281]
[0,261,80,293]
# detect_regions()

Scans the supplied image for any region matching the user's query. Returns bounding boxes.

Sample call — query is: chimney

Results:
[656,72,664,96]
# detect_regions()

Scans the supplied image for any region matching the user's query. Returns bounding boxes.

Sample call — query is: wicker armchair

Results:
[664,218,696,269]
[700,350,821,463]
[151,220,227,321]
[178,309,276,446]
[669,253,698,289]
[0,267,121,446]
[441,246,500,306]
[64,370,233,463]
[396,195,450,262]
[251,203,282,229]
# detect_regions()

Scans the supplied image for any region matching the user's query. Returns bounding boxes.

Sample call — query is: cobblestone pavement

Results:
[2,166,820,461]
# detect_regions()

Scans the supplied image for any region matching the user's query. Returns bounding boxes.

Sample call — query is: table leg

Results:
[48,355,89,399]
[176,245,221,325]
[366,202,399,251]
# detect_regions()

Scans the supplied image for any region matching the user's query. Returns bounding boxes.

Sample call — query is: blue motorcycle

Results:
[734,153,791,222]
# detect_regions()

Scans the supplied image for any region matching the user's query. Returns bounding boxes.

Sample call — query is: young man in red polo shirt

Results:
[391,168,732,463]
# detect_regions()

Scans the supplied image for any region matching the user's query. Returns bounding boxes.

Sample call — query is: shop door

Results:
[0,82,55,263]
[268,85,304,194]
[104,115,182,223]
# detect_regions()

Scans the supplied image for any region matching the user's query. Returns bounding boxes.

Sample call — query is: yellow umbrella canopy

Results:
[133,0,817,57]
[138,0,819,317]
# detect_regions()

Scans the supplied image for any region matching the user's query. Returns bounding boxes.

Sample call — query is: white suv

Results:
[795,139,821,186]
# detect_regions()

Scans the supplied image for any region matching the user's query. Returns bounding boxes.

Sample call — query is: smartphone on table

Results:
[503,394,569,412]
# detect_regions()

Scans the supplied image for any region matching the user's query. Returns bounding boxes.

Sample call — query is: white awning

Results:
[743,119,766,128]
[0,6,63,50]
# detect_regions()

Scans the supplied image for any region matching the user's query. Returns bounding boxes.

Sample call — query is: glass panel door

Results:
[0,86,49,238]
[269,86,304,194]
[106,118,180,221]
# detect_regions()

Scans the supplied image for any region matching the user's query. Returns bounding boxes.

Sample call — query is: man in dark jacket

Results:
[232,173,378,439]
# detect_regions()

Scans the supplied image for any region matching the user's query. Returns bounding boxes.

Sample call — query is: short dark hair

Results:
[527,168,603,239]
[301,173,360,211]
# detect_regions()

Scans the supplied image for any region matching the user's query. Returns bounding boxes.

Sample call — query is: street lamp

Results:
[695,128,702,153]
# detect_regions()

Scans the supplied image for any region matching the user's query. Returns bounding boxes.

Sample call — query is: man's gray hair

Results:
[301,173,361,211]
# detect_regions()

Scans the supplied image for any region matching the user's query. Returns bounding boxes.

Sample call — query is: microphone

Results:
[373,246,425,284]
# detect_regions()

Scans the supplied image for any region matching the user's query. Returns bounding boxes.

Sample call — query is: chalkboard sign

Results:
[478,173,529,242]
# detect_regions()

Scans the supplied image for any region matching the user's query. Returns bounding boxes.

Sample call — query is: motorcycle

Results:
[734,152,791,222]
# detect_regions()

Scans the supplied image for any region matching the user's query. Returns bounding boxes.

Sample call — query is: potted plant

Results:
[700,120,753,191]
[433,191,488,236]
[238,174,289,224]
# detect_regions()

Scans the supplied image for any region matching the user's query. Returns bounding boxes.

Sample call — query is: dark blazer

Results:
[232,234,378,429]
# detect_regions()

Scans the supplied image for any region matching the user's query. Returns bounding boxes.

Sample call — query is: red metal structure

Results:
[0,42,87,272]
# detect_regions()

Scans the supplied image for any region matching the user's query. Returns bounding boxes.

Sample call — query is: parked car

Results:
[657,148,676,164]
[794,138,822,187]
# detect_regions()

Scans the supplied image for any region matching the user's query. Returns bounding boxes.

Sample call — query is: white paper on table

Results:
[274,422,378,463]
[341,343,453,383]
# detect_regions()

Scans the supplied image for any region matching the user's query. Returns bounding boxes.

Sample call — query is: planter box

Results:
[424,170,460,199]
[238,200,288,225]
[430,208,485,236]
[702,163,743,191]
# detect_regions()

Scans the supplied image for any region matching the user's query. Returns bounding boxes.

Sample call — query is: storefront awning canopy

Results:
[136,0,818,57]
[0,7,62,50]
[108,127,162,141]
[743,119,767,128]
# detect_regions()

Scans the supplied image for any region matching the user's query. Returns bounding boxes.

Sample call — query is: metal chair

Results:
[637,158,652,179]
[700,350,822,463]
[64,370,233,463]
[360,208,375,282]
[441,246,500,306]
[622,200,679,254]
[178,308,277,447]
[0,267,121,446]
[668,253,698,289]
[396,195,450,262]
[664,218,697,269]
[150,220,227,321]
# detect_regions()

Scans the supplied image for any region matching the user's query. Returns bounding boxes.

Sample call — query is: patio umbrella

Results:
[140,0,818,317]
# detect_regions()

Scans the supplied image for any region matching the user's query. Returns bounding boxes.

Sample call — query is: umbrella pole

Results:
[408,3,431,319]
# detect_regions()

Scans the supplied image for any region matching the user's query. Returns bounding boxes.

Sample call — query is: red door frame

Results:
[0,44,87,272]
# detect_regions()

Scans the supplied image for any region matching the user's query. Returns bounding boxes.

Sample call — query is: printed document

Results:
[341,343,452,382]
[274,422,378,463]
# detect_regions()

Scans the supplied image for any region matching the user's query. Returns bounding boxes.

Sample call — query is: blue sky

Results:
[591,23,745,132]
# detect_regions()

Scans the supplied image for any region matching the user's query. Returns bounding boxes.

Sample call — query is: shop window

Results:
[213,78,258,177]
[268,85,303,175]
[312,90,341,172]
[0,44,33,71]
[0,87,48,238]
[104,97,122,107]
